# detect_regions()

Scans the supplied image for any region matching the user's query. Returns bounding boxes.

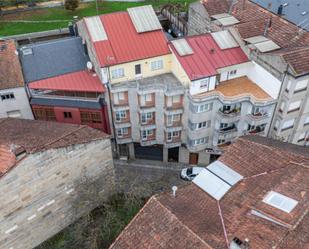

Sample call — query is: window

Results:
[298,132,306,142]
[117,127,129,138]
[150,60,163,71]
[140,94,153,106]
[111,68,124,79]
[217,139,226,145]
[200,78,210,89]
[274,119,280,131]
[141,112,153,124]
[190,120,211,130]
[279,101,285,112]
[228,69,237,77]
[196,103,211,113]
[167,131,180,142]
[263,191,298,213]
[64,112,72,119]
[193,137,208,146]
[172,95,180,103]
[81,111,102,124]
[7,110,21,118]
[167,114,181,126]
[294,79,308,93]
[281,118,295,130]
[113,92,126,105]
[33,107,56,121]
[115,111,126,122]
[142,129,154,140]
[135,64,141,75]
[287,100,301,112]
[1,93,15,101]
[304,116,309,126]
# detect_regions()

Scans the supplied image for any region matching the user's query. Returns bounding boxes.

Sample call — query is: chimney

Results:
[172,186,178,197]
[277,4,283,16]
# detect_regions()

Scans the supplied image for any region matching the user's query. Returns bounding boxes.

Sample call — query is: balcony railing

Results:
[246,112,269,121]
[218,108,241,117]
[217,125,238,134]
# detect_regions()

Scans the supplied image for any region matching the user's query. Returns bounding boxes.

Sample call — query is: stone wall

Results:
[0,139,115,249]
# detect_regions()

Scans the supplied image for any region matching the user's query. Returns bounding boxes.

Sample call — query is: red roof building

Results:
[170,34,248,81]
[84,12,171,67]
[28,70,105,93]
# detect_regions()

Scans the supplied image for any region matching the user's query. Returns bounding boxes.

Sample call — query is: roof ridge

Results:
[35,125,87,153]
[156,196,213,249]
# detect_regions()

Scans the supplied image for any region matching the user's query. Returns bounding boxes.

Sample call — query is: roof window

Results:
[263,191,298,213]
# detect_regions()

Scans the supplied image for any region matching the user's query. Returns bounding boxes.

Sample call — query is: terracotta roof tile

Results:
[0,40,25,90]
[110,136,309,249]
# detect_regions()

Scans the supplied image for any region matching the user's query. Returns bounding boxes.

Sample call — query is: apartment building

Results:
[169,33,278,164]
[76,5,283,164]
[109,136,309,249]
[188,0,309,146]
[19,37,110,133]
[0,118,114,249]
[0,40,33,119]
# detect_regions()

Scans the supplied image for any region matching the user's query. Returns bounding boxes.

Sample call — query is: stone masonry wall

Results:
[0,139,114,249]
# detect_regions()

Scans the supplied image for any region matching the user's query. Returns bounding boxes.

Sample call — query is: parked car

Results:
[180,167,205,181]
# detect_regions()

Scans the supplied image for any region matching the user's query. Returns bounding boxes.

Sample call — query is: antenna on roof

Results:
[263,3,273,37]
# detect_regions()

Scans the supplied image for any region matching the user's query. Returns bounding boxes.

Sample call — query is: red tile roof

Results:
[28,70,105,93]
[110,136,309,249]
[170,34,248,80]
[85,12,171,67]
[0,118,109,178]
[201,0,309,76]
[0,40,25,90]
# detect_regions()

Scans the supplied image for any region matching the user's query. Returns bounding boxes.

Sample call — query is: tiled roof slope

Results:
[201,0,309,76]
[110,136,309,249]
[0,118,109,177]
[0,40,25,90]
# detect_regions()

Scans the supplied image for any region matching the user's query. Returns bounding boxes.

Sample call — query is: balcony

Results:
[247,112,269,121]
[217,124,238,134]
[246,124,266,136]
[218,108,241,117]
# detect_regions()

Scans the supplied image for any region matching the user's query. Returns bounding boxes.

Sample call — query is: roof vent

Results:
[210,48,215,54]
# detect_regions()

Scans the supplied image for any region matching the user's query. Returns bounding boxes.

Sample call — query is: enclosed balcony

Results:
[217,123,238,134]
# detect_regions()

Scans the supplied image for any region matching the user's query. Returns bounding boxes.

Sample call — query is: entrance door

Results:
[189,153,199,165]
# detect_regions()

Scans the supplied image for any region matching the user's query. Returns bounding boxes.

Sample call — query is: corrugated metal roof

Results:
[29,70,105,93]
[85,16,108,42]
[210,30,239,49]
[254,40,281,52]
[85,12,170,67]
[169,34,248,80]
[171,39,194,56]
[193,169,231,200]
[127,5,162,33]
[207,160,243,186]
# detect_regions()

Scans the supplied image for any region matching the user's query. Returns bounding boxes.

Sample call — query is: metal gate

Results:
[134,143,163,161]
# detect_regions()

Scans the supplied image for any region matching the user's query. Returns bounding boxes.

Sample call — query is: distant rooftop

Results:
[20,37,89,83]
[251,0,309,31]
[110,136,309,249]
[0,40,25,90]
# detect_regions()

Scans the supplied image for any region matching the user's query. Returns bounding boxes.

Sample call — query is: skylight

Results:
[85,16,108,42]
[171,39,193,56]
[263,191,298,213]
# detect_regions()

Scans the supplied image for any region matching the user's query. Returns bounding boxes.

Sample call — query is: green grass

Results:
[0,0,194,36]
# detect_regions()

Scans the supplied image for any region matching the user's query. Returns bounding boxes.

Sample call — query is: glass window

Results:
[200,78,210,89]
[150,60,163,71]
[282,119,295,130]
[111,68,124,79]
[304,116,309,125]
[135,64,141,75]
[197,103,210,113]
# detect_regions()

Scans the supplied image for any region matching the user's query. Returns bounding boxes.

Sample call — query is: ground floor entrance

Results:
[134,143,164,161]
[168,147,179,162]
[189,153,199,165]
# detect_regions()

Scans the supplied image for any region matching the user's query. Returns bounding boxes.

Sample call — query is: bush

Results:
[64,0,79,11]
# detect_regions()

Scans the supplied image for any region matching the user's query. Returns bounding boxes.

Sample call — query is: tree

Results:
[65,0,79,11]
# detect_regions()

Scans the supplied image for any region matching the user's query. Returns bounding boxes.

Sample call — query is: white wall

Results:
[218,62,250,82]
[0,87,33,119]
[247,62,282,99]
[190,76,216,95]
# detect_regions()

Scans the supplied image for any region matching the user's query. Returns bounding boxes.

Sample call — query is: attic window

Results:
[263,191,298,213]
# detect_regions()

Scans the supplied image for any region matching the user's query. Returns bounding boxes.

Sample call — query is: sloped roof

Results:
[84,11,170,67]
[170,34,248,80]
[0,40,25,90]
[110,136,309,249]
[20,37,89,83]
[0,118,109,177]
[28,70,105,93]
[201,0,309,76]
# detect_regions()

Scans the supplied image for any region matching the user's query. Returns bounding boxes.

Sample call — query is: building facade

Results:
[77,5,281,164]
[0,40,33,119]
[19,37,111,134]
[0,118,114,249]
[187,0,309,147]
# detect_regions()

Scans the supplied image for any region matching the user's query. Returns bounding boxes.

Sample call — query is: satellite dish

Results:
[87,61,93,70]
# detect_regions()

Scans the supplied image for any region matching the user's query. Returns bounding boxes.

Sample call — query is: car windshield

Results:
[187,168,193,175]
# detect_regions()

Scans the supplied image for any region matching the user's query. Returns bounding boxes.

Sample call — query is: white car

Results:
[180,167,205,181]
